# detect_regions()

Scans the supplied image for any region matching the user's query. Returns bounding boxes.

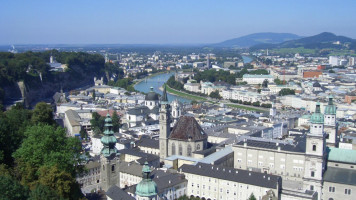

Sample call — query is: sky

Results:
[0,0,355,45]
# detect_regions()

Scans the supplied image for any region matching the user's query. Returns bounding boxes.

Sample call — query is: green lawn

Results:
[166,86,207,101]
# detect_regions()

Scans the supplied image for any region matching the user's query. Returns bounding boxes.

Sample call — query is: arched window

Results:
[312,145,316,151]
[187,144,192,157]
[179,144,183,155]
[150,102,152,106]
[173,111,175,116]
[197,144,201,150]
[172,143,176,155]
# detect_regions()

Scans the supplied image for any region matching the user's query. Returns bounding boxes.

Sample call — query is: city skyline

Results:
[1,0,356,45]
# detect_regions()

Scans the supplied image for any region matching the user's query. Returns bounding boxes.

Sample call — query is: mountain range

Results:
[214,32,302,48]
[215,32,356,50]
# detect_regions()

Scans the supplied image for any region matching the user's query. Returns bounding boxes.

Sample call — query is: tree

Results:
[112,111,120,133]
[0,175,29,200]
[248,193,257,200]
[328,69,335,73]
[90,112,105,135]
[31,102,55,125]
[209,90,222,99]
[13,124,82,175]
[28,184,64,200]
[274,78,285,85]
[278,88,295,96]
[262,79,269,88]
[0,104,32,165]
[37,165,82,199]
[79,128,88,141]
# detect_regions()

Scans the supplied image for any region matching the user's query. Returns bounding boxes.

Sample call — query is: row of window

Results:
[328,187,352,195]
[171,143,201,156]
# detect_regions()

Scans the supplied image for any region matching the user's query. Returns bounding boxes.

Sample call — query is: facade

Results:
[233,103,327,200]
[242,74,274,85]
[181,163,281,200]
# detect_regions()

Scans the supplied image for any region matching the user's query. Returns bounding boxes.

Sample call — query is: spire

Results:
[325,95,336,115]
[311,102,324,124]
[100,114,119,157]
[161,84,168,103]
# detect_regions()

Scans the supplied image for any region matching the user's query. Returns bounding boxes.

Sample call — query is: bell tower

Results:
[304,102,326,199]
[159,84,170,162]
[324,95,338,147]
[100,114,120,191]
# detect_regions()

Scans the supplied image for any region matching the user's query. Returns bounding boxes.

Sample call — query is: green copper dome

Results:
[135,162,157,197]
[324,95,336,115]
[101,114,119,157]
[311,102,324,124]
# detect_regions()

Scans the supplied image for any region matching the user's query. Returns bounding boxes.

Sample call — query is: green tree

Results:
[274,78,285,85]
[90,112,105,135]
[278,88,295,96]
[0,175,29,200]
[28,184,64,200]
[248,193,257,200]
[209,90,222,99]
[31,102,55,125]
[112,111,120,133]
[262,79,269,88]
[37,165,82,199]
[0,104,32,165]
[79,128,88,141]
[13,124,82,175]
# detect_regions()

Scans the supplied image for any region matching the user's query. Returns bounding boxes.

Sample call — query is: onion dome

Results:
[324,95,336,115]
[311,102,324,124]
[101,114,118,157]
[135,161,158,197]
[313,81,321,87]
[145,87,159,101]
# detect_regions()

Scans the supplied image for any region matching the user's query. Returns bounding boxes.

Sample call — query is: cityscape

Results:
[1,1,356,200]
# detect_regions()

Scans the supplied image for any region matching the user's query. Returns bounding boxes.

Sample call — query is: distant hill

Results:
[251,32,356,50]
[214,33,302,48]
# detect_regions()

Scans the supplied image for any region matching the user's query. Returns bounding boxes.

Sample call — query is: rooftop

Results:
[180,163,280,189]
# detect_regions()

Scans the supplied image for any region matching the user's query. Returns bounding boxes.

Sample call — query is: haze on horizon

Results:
[1,0,355,45]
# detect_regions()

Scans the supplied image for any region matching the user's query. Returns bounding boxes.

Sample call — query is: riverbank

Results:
[165,85,208,102]
[133,71,168,87]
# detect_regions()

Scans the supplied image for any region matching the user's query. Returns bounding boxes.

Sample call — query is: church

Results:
[159,84,208,161]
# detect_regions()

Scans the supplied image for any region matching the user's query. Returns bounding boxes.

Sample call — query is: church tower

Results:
[269,102,277,118]
[159,84,170,162]
[135,161,158,200]
[171,99,181,124]
[304,102,326,199]
[324,95,338,147]
[100,114,120,191]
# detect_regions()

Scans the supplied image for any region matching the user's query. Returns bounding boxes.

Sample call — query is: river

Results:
[135,56,252,104]
[242,55,253,63]
[134,72,191,104]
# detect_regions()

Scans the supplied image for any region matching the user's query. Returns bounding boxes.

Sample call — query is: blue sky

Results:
[0,0,355,44]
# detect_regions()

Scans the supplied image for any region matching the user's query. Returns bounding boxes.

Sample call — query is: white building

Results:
[242,74,274,85]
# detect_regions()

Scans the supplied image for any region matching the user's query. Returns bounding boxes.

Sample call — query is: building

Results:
[303,71,322,79]
[242,74,274,85]
[184,79,200,93]
[159,86,208,161]
[180,163,281,200]
[233,103,327,199]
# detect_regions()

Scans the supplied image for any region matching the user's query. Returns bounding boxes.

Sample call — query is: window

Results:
[187,144,192,157]
[179,144,182,155]
[312,145,317,151]
[197,144,201,150]
[345,189,351,195]
[112,165,115,172]
[311,171,315,177]
[310,185,314,191]
[329,187,335,192]
[172,143,176,155]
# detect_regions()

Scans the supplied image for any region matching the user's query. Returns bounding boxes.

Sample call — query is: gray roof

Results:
[127,106,159,116]
[119,161,143,177]
[118,149,159,162]
[65,109,81,126]
[124,169,187,195]
[136,138,159,149]
[180,163,280,189]
[106,185,135,200]
[234,135,306,153]
[169,116,207,141]
[323,167,356,186]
